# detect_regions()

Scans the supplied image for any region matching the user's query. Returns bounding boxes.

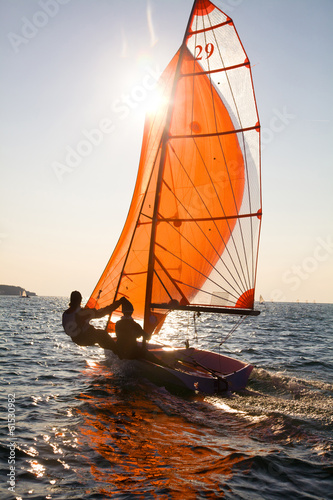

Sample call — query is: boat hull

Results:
[106,343,253,394]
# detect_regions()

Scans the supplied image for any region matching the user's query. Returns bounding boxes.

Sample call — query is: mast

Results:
[143,1,198,331]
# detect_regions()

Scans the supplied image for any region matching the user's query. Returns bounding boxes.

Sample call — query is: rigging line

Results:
[193,311,199,343]
[154,255,189,303]
[188,10,250,292]
[153,268,173,301]
[205,11,253,289]
[219,315,246,347]
[161,174,244,298]
[155,240,240,303]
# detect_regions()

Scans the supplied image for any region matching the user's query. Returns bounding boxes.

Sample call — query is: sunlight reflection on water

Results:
[0,298,332,499]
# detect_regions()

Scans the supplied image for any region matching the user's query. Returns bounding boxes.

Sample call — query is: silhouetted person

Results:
[115,300,149,359]
[62,291,125,353]
[115,300,167,366]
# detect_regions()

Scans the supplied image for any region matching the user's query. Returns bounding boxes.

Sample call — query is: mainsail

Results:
[86,0,262,335]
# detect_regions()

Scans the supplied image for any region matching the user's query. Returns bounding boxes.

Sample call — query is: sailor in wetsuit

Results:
[62,291,126,352]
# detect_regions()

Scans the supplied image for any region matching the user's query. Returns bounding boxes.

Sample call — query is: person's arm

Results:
[93,298,126,318]
[132,322,150,347]
[77,298,126,324]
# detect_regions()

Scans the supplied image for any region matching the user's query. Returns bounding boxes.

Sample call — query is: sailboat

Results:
[86,0,262,393]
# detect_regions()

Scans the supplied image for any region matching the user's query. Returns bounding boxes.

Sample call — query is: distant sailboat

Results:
[259,295,264,304]
[20,290,30,298]
[85,0,262,393]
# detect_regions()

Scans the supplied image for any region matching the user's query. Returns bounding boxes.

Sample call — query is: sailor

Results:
[115,300,167,365]
[62,291,125,353]
[115,299,149,359]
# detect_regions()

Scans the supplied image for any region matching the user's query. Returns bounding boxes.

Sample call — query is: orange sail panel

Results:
[86,0,262,334]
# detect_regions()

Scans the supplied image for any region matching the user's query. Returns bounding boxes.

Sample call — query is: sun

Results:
[144,87,168,117]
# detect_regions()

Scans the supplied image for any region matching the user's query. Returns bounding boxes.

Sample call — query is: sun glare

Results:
[145,88,167,117]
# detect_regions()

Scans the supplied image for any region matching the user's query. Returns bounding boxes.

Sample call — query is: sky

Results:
[1,0,332,303]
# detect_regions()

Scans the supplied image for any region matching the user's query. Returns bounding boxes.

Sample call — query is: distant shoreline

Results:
[0,284,37,296]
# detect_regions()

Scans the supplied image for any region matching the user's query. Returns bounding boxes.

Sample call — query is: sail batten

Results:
[189,19,232,36]
[159,212,261,223]
[169,124,259,140]
[86,0,262,334]
[181,61,250,78]
[150,303,260,317]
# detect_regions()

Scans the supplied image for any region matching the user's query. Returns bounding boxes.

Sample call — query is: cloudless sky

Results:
[1,0,332,303]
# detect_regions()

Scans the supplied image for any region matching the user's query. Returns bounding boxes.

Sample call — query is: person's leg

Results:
[73,327,118,354]
[94,330,118,354]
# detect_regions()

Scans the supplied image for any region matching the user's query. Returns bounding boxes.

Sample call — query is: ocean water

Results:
[0,297,332,500]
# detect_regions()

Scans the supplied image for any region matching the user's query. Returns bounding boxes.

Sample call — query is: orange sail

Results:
[86,0,262,335]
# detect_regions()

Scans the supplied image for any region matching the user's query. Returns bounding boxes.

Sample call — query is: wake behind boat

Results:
[85,0,262,394]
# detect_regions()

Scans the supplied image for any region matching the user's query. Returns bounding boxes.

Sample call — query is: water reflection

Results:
[74,362,252,497]
[27,460,45,478]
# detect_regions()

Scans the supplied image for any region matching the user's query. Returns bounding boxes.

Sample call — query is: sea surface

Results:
[0,297,332,500]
